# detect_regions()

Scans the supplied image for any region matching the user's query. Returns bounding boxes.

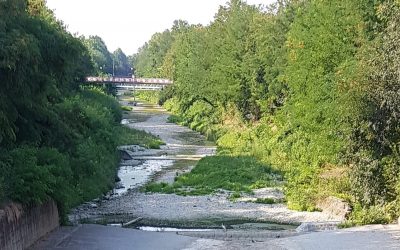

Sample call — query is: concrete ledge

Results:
[296,221,341,233]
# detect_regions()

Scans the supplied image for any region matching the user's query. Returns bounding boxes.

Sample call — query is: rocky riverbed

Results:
[69,100,343,229]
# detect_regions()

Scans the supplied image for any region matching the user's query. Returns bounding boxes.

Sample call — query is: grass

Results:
[228,191,242,201]
[144,155,282,195]
[121,105,132,111]
[118,100,165,149]
[118,126,165,149]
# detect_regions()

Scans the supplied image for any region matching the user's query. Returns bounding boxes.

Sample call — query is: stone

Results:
[316,196,351,220]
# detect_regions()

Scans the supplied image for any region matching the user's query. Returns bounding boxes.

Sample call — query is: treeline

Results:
[134,0,400,224]
[0,0,156,222]
[83,36,132,77]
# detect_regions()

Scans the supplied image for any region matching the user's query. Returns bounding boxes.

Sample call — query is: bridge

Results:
[85,77,173,90]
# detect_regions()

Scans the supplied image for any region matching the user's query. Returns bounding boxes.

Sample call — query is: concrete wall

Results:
[0,200,59,250]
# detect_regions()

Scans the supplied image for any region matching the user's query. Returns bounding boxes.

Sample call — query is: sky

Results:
[46,0,275,55]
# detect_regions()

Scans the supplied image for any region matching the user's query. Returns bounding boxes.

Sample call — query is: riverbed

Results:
[68,99,341,230]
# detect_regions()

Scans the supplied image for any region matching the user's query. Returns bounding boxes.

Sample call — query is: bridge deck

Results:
[85,77,173,85]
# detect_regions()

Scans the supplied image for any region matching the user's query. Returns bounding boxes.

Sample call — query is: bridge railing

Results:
[85,77,173,85]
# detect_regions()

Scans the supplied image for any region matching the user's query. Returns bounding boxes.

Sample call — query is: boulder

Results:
[316,196,351,220]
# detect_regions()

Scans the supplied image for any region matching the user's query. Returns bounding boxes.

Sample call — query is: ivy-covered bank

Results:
[134,0,400,225]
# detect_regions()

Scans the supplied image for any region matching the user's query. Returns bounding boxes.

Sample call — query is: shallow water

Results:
[115,159,174,195]
[114,99,216,195]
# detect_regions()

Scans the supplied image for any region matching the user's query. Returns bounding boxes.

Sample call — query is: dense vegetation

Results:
[133,90,161,104]
[0,0,160,222]
[83,36,131,76]
[134,0,400,224]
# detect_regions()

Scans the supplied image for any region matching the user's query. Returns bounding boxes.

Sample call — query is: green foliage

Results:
[134,90,160,104]
[0,0,91,147]
[347,1,400,219]
[0,2,164,223]
[83,35,113,75]
[133,21,189,77]
[229,192,242,200]
[158,85,176,105]
[345,203,392,226]
[0,146,74,207]
[118,126,164,149]
[121,106,132,111]
[0,87,162,219]
[113,48,131,76]
[145,156,281,195]
[130,0,400,223]
[167,114,184,124]
[82,37,131,77]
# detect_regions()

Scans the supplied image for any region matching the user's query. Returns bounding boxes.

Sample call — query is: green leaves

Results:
[112,48,131,76]
[134,29,176,77]
[83,36,113,76]
[0,3,130,221]
[348,1,400,211]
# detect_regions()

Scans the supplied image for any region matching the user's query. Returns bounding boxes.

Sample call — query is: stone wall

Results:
[0,200,59,250]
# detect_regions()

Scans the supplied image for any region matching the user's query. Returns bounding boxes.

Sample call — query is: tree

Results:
[112,48,131,76]
[349,0,400,208]
[133,27,176,77]
[83,35,113,75]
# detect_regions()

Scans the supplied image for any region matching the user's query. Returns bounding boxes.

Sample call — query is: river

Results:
[68,98,338,231]
[34,98,400,250]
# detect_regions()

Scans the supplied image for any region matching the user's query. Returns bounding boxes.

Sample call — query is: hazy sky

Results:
[46,0,275,55]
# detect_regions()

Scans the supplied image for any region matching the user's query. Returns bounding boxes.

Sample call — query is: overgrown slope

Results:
[133,0,400,224]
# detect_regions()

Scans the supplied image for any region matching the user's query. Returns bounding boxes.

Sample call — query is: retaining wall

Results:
[0,200,59,250]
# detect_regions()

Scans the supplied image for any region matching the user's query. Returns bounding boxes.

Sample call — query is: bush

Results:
[348,203,392,225]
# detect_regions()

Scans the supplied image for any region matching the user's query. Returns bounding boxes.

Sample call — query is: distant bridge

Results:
[85,77,173,90]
